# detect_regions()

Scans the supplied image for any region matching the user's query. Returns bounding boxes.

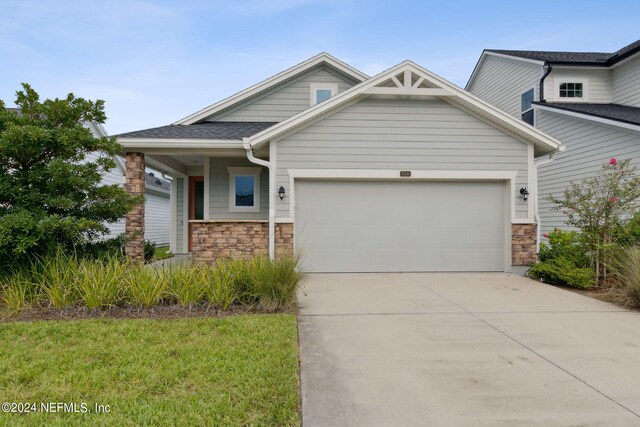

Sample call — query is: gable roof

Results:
[246,60,563,156]
[115,121,276,140]
[485,38,640,67]
[533,102,640,130]
[173,53,368,126]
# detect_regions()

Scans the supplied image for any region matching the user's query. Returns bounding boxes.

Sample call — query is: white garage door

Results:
[295,180,506,272]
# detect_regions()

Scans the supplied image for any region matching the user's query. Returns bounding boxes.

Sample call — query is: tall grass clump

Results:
[611,246,640,308]
[1,270,37,313]
[37,250,81,309]
[206,259,241,310]
[124,263,169,308]
[76,256,126,309]
[167,261,208,307]
[249,256,301,311]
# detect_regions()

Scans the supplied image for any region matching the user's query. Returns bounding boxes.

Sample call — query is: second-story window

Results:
[559,82,583,98]
[520,88,534,125]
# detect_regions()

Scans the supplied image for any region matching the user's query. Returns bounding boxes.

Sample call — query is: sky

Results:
[1,0,639,134]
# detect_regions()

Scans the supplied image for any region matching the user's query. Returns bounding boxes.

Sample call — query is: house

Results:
[85,121,172,246]
[115,53,563,273]
[466,39,640,239]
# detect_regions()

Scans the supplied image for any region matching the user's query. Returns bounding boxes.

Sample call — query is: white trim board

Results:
[174,53,368,125]
[534,104,640,133]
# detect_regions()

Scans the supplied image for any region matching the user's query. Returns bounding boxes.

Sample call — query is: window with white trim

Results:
[310,83,338,106]
[559,82,583,98]
[555,79,587,101]
[520,88,534,125]
[228,167,261,212]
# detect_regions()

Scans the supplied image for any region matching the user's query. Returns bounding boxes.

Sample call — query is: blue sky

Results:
[1,0,638,134]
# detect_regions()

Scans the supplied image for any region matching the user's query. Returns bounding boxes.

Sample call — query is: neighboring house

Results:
[85,121,172,246]
[466,39,640,239]
[115,53,562,273]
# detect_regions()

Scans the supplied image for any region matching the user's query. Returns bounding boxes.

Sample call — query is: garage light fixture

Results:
[278,186,286,200]
[519,187,529,202]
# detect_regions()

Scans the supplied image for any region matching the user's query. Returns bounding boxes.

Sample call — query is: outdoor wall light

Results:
[519,187,529,202]
[278,186,286,200]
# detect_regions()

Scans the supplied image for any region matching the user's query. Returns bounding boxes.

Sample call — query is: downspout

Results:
[243,138,275,260]
[539,62,552,102]
[533,147,564,252]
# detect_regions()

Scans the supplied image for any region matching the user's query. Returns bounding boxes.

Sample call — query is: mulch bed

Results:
[0,304,286,323]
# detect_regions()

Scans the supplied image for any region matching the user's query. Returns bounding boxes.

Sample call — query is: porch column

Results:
[124,152,145,262]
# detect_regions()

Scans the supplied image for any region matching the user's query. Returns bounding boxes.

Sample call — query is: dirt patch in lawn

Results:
[1,304,293,323]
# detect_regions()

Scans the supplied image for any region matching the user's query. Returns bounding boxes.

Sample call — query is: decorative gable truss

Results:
[247,61,562,156]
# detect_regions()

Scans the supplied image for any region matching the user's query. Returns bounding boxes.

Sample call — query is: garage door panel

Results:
[295,180,505,272]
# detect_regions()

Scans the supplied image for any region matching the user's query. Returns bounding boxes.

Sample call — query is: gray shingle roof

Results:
[487,38,640,66]
[533,102,640,127]
[115,121,277,139]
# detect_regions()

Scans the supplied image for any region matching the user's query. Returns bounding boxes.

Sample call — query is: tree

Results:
[0,83,139,270]
[549,158,640,284]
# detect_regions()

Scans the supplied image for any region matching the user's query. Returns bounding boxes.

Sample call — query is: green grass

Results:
[0,315,300,426]
[153,246,173,261]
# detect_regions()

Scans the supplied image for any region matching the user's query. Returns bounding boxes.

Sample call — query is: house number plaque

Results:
[400,171,411,177]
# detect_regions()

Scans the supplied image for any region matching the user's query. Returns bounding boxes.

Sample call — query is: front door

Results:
[188,176,204,251]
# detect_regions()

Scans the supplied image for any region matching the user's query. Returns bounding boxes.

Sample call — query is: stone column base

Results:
[512,224,536,266]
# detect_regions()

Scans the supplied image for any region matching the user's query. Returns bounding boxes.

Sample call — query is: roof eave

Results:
[173,53,369,126]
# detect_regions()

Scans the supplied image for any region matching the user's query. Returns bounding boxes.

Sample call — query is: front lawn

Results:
[0,315,300,426]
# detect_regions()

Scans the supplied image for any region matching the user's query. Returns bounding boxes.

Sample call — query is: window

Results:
[559,82,583,98]
[520,88,534,125]
[228,167,261,212]
[310,83,338,106]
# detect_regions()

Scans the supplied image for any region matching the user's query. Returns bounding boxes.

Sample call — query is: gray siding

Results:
[211,66,357,122]
[209,158,269,220]
[468,55,542,118]
[546,69,612,103]
[176,177,185,253]
[536,109,640,235]
[144,191,171,246]
[275,97,530,218]
[612,55,640,107]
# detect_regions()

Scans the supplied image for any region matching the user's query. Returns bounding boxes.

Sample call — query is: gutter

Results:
[243,139,275,260]
[539,62,552,102]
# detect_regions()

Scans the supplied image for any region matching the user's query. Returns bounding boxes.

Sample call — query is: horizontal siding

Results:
[612,56,640,107]
[536,109,640,236]
[468,55,542,118]
[144,192,171,246]
[212,66,357,122]
[176,177,184,253]
[275,97,530,218]
[546,69,612,103]
[209,158,268,220]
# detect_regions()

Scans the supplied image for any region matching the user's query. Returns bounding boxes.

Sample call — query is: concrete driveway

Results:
[297,273,640,426]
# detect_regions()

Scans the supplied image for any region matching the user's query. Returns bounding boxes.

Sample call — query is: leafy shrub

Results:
[144,240,157,263]
[529,257,594,289]
[610,246,640,308]
[529,229,595,288]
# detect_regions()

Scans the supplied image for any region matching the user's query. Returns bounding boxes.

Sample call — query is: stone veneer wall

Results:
[192,221,293,263]
[511,224,537,266]
[124,152,145,262]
